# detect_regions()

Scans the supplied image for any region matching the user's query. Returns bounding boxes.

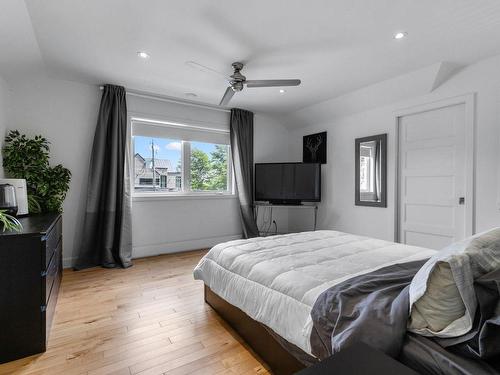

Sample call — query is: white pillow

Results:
[408,227,500,338]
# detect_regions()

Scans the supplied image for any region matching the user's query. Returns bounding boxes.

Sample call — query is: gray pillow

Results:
[408,228,500,338]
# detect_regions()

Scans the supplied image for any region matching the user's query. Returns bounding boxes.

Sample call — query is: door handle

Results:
[459,197,465,205]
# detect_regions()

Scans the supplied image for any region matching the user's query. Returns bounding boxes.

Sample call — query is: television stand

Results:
[268,199,302,206]
[254,202,319,233]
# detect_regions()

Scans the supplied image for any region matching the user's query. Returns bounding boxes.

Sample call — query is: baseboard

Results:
[62,234,242,268]
[63,257,75,269]
[132,234,242,259]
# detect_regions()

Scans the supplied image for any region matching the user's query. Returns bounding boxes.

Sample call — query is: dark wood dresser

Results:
[0,213,62,363]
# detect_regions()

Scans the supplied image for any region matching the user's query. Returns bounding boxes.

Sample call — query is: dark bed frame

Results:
[204,285,306,375]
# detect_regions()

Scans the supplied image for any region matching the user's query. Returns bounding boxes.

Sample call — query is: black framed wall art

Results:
[303,131,327,164]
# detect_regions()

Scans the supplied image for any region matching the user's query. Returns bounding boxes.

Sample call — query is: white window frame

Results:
[130,117,235,199]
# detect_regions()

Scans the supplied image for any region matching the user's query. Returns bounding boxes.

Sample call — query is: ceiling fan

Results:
[187,61,301,106]
[217,62,301,105]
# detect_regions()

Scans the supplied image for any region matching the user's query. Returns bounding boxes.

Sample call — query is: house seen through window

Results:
[132,120,232,195]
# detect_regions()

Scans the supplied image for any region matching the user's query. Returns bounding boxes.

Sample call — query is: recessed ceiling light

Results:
[394,32,407,40]
[185,92,197,98]
[137,51,150,59]
[279,89,286,94]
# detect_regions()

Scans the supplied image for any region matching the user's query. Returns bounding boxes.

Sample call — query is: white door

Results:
[398,103,467,249]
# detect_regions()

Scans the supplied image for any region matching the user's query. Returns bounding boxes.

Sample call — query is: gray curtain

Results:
[75,84,133,269]
[230,108,259,238]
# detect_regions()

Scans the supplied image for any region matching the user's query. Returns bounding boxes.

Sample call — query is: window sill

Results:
[132,193,238,202]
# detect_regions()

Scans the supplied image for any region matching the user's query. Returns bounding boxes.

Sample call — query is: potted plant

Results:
[0,210,22,232]
[2,130,71,214]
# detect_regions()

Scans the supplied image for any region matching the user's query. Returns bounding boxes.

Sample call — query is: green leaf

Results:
[28,194,42,214]
[2,130,71,213]
[0,210,23,232]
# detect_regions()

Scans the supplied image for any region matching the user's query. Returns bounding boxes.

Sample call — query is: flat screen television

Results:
[255,162,321,205]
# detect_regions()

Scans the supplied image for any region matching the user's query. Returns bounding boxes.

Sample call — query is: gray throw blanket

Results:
[310,260,425,359]
[310,260,500,373]
[437,269,500,361]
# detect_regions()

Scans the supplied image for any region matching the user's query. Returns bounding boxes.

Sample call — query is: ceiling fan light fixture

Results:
[137,51,150,59]
[394,32,407,40]
[279,89,286,94]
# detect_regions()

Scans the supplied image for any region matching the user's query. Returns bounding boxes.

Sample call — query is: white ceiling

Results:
[3,0,500,114]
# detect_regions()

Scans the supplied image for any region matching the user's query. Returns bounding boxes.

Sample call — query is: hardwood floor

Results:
[0,250,270,375]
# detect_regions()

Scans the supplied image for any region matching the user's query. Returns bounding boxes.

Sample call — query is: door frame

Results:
[394,93,476,243]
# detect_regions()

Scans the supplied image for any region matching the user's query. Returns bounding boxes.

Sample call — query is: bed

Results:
[193,230,500,375]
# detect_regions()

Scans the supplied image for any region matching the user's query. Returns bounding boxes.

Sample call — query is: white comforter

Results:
[193,230,436,355]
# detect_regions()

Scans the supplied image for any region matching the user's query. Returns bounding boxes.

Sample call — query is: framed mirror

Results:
[355,133,387,207]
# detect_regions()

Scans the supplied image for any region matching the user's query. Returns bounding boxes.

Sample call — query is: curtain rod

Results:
[99,85,231,113]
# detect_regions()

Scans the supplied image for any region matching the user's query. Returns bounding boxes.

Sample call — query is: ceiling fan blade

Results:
[185,61,227,80]
[245,79,301,88]
[219,87,235,106]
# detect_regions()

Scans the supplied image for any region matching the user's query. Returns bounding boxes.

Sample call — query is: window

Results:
[132,119,232,196]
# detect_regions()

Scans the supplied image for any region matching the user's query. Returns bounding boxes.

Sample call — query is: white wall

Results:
[132,194,241,258]
[0,76,9,177]
[7,75,99,267]
[254,113,291,164]
[287,55,500,240]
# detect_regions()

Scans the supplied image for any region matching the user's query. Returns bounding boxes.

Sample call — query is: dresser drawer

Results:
[43,216,62,270]
[43,260,61,345]
[44,240,61,304]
